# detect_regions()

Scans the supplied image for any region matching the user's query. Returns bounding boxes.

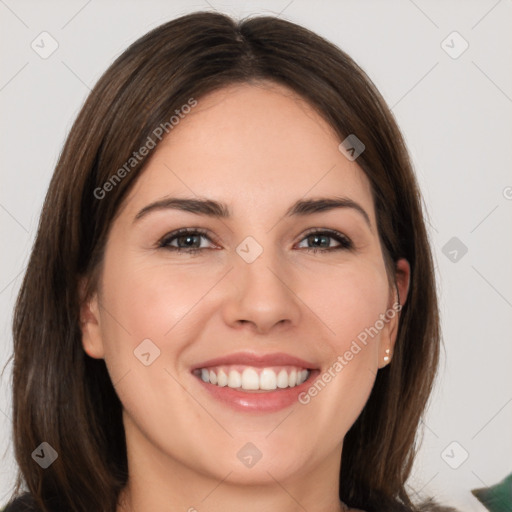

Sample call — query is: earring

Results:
[383,348,390,362]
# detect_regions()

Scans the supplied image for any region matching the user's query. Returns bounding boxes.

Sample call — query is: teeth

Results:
[241,368,259,390]
[228,369,241,388]
[197,366,311,391]
[277,369,288,388]
[217,369,228,387]
[260,368,277,390]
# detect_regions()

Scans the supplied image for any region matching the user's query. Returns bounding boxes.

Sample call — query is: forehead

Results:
[122,82,375,223]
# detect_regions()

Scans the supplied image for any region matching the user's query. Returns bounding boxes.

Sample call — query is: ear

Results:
[378,258,410,369]
[78,277,105,359]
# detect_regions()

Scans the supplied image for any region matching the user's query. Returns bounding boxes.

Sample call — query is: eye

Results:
[156,227,353,255]
[296,229,353,253]
[157,228,217,255]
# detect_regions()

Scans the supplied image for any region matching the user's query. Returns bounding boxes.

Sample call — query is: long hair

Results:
[7,11,440,512]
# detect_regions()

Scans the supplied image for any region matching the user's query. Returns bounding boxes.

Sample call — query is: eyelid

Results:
[156,227,219,249]
[295,227,354,251]
[298,227,352,244]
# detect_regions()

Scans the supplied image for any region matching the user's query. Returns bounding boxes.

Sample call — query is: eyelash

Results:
[156,227,354,255]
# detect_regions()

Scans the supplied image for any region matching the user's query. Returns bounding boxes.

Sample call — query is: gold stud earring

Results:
[383,348,390,362]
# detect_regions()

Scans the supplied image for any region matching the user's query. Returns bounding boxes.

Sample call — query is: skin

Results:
[80,81,410,512]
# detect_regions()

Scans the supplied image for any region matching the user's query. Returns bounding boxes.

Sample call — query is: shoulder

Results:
[2,493,39,512]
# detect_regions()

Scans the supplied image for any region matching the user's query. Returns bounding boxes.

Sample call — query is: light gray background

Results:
[1,1,511,510]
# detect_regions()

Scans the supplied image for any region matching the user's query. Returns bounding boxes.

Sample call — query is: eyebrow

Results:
[133,196,372,229]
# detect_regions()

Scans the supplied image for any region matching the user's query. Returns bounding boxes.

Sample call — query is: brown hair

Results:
[6,11,440,512]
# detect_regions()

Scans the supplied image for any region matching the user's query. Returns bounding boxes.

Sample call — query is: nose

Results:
[221,247,302,335]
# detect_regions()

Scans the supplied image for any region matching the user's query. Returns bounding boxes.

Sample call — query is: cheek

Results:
[304,260,390,355]
[95,256,214,433]
[260,266,391,464]
[293,262,389,425]
[100,255,216,344]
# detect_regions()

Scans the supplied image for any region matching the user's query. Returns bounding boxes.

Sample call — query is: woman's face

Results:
[81,82,409,490]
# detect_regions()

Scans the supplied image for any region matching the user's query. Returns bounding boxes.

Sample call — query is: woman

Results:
[4,11,457,512]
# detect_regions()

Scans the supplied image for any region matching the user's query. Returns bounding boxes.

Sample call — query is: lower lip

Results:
[192,370,320,413]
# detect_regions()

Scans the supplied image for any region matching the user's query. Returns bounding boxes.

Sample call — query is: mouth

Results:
[190,352,320,412]
[193,365,312,392]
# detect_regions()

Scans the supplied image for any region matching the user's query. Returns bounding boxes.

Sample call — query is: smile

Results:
[193,365,311,392]
[190,352,320,412]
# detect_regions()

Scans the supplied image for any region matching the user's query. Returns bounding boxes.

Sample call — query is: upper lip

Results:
[191,351,318,371]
